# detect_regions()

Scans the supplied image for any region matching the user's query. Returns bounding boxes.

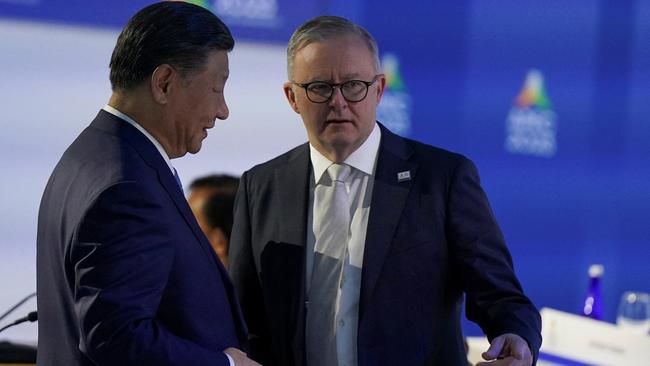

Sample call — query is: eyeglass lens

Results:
[306,80,369,103]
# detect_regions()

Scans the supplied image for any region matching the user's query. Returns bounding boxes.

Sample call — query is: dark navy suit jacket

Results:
[36,110,247,365]
[229,123,542,366]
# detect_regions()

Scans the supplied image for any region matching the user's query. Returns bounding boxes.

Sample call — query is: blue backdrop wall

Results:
[1,0,648,337]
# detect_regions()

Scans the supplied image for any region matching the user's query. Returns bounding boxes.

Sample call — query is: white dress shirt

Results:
[307,122,381,366]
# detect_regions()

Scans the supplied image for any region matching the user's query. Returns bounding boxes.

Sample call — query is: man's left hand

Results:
[475,333,533,366]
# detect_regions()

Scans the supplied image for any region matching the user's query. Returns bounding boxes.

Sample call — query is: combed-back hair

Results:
[286,15,379,79]
[109,2,234,91]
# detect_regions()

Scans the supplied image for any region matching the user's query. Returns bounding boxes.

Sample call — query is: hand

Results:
[475,333,532,366]
[224,347,262,366]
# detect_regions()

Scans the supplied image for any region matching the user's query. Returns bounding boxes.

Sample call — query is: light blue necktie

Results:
[306,163,352,366]
[172,167,183,191]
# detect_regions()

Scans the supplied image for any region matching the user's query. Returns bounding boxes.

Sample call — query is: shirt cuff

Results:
[224,352,235,366]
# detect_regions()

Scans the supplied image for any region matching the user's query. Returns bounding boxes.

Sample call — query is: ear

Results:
[283,82,301,114]
[373,73,387,104]
[150,64,176,104]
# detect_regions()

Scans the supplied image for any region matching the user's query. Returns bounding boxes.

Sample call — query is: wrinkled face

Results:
[284,35,385,161]
[168,50,229,156]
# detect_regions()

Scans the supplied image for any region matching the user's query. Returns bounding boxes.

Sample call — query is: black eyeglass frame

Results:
[291,74,383,103]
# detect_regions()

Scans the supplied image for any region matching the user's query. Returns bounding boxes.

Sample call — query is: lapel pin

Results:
[397,170,411,182]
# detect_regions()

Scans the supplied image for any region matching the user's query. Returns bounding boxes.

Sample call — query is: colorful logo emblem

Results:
[377,53,412,136]
[505,69,558,157]
[182,0,211,8]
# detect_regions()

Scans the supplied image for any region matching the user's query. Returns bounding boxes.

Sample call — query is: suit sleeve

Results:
[229,171,272,364]
[446,158,542,362]
[71,181,230,366]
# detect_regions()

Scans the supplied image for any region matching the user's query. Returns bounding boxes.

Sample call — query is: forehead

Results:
[292,35,376,80]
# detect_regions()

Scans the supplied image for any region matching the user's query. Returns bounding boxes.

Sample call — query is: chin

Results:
[187,138,205,154]
[327,131,358,145]
[187,144,202,155]
[325,136,359,151]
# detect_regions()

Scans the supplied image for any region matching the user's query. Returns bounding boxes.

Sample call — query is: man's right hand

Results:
[224,347,262,366]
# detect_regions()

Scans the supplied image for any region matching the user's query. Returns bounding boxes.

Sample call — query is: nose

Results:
[327,86,348,110]
[215,98,229,120]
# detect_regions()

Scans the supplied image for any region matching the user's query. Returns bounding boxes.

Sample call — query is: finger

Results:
[476,356,522,366]
[482,335,506,360]
[510,336,533,362]
[512,339,527,360]
[476,358,507,366]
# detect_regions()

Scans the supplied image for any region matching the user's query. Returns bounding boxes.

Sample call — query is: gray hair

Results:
[286,15,380,79]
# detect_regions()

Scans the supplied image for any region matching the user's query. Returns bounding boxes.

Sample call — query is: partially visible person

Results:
[188,174,240,267]
[36,2,258,365]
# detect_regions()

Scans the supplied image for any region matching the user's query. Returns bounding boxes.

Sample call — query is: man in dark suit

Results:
[229,16,542,366]
[36,3,259,365]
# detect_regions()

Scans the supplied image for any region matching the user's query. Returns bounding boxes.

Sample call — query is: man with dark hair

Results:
[229,15,541,366]
[188,174,240,268]
[36,3,259,365]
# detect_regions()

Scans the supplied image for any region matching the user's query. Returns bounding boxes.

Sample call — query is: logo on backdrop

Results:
[377,53,412,136]
[505,69,557,158]
[189,0,280,27]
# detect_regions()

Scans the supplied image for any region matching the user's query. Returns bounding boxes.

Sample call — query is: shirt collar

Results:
[102,105,175,174]
[309,122,381,183]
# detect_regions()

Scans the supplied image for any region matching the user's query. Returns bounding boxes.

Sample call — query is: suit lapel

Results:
[359,125,418,322]
[92,111,222,268]
[274,144,310,365]
[275,144,311,247]
[90,111,248,338]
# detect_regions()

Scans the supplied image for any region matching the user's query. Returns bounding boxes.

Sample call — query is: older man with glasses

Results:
[229,15,542,366]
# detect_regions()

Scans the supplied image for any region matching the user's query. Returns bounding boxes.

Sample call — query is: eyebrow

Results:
[307,73,365,83]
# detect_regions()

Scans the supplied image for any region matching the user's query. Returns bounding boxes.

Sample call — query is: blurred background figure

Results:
[188,174,240,268]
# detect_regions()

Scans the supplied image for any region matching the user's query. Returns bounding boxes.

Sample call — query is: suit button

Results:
[339,319,345,327]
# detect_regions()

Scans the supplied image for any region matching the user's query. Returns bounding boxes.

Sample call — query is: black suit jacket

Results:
[37,110,247,365]
[229,123,542,366]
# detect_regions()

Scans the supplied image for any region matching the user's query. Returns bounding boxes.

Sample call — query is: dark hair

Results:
[203,192,236,240]
[189,174,239,195]
[189,174,239,239]
[109,2,234,91]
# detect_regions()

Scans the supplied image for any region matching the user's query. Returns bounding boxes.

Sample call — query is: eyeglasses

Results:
[291,75,382,103]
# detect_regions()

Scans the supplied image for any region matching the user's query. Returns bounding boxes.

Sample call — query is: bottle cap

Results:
[588,264,604,277]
